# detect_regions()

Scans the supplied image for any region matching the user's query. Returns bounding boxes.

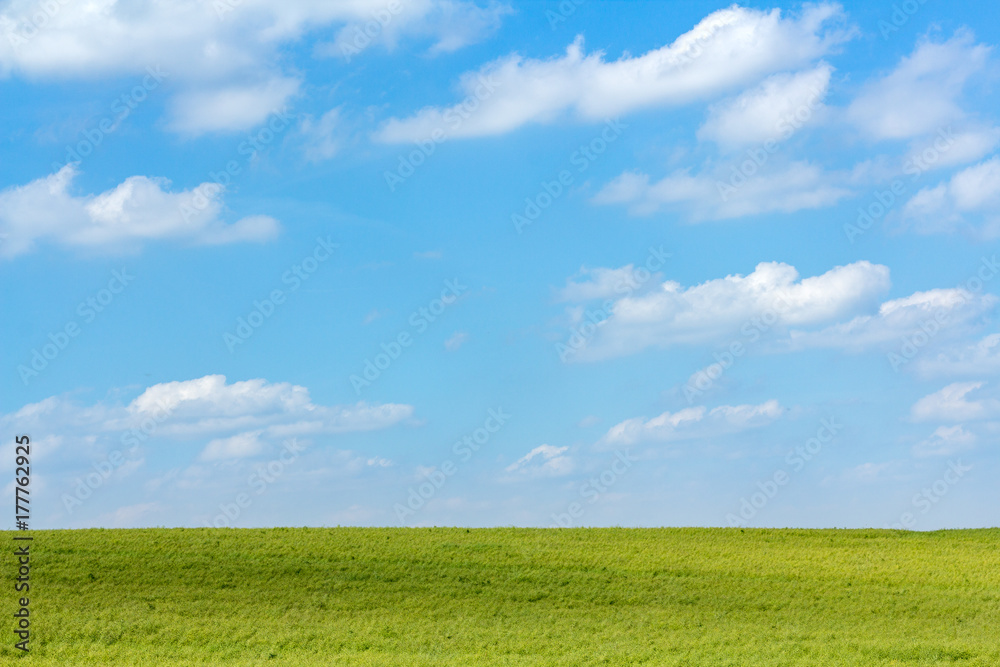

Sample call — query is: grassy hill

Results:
[3,527,998,665]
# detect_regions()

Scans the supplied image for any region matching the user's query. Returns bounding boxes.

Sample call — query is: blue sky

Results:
[1,0,999,530]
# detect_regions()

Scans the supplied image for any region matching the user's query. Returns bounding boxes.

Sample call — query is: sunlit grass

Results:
[3,527,998,665]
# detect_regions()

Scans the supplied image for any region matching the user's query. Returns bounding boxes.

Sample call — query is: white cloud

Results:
[423,0,511,54]
[594,161,850,220]
[915,333,1000,377]
[505,444,573,477]
[697,64,832,147]
[123,374,412,439]
[561,261,995,362]
[168,77,299,135]
[901,156,1000,237]
[0,0,505,77]
[0,0,506,133]
[199,431,266,461]
[0,375,414,461]
[847,31,990,140]
[299,107,345,162]
[599,400,783,447]
[362,308,389,325]
[913,425,977,458]
[376,3,852,141]
[557,265,657,302]
[787,287,996,351]
[318,0,511,59]
[904,125,1000,171]
[594,31,995,223]
[444,331,468,350]
[0,165,279,258]
[911,381,1000,423]
[566,260,889,361]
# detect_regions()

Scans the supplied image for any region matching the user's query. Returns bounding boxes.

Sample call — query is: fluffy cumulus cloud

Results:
[375,3,852,142]
[559,258,1000,362]
[0,374,414,463]
[786,287,997,352]
[599,400,783,448]
[697,63,832,147]
[592,29,995,223]
[847,31,990,141]
[564,260,890,360]
[901,156,1000,237]
[595,28,998,225]
[0,0,507,133]
[910,382,1000,423]
[908,382,1000,458]
[504,444,573,477]
[0,165,279,258]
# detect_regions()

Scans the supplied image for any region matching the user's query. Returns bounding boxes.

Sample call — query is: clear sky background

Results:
[1,0,998,530]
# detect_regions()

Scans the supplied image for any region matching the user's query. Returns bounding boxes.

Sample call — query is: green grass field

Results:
[2,527,998,665]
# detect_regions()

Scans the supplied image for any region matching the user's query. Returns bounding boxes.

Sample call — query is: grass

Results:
[1,527,998,665]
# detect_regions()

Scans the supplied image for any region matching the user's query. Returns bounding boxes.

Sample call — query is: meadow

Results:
[2,527,998,665]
